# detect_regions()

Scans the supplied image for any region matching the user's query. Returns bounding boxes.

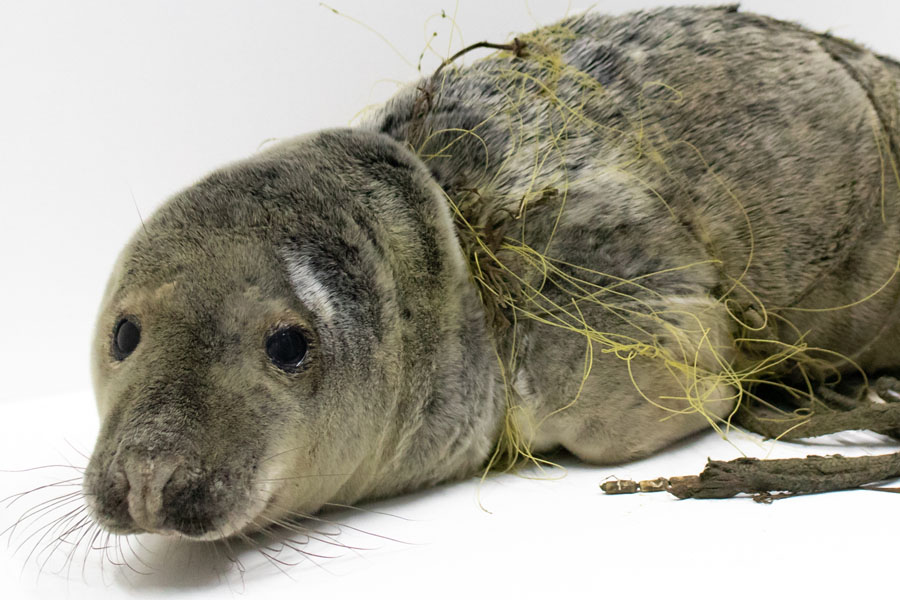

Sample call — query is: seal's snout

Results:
[119,453,184,533]
[86,435,258,539]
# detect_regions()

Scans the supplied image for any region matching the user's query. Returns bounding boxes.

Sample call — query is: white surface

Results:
[1,1,899,598]
[2,392,898,598]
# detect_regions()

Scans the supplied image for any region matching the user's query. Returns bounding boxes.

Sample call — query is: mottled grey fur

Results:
[86,6,900,538]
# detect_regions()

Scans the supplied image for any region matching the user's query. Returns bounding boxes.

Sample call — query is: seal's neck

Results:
[328,129,509,505]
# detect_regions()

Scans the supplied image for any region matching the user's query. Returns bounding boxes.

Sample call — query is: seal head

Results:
[84,129,501,539]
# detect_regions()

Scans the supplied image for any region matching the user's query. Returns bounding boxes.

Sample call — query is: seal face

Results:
[85,130,501,538]
[85,6,900,540]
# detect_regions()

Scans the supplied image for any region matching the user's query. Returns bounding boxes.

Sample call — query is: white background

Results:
[1,1,899,598]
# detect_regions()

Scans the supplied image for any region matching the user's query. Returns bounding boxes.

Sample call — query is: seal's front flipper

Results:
[875,376,900,403]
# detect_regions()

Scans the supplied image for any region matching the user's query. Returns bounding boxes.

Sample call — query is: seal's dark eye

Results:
[113,317,141,360]
[266,327,308,371]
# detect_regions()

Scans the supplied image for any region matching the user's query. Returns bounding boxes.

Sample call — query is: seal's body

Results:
[85,7,900,539]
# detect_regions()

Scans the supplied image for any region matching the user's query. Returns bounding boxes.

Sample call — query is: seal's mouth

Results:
[182,478,285,542]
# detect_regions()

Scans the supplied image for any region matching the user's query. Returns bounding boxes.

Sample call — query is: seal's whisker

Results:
[320,501,414,521]
[115,535,150,576]
[0,463,85,474]
[276,537,314,557]
[46,516,82,579]
[98,531,111,581]
[6,500,85,553]
[88,531,116,552]
[63,440,91,463]
[6,486,82,519]
[50,510,93,546]
[250,528,339,573]
[121,534,153,572]
[3,490,84,540]
[57,519,96,581]
[261,513,342,538]
[258,446,310,464]
[128,531,153,556]
[204,537,223,583]
[116,534,141,581]
[281,528,373,553]
[256,472,348,482]
[12,498,87,557]
[257,514,374,552]
[282,532,366,560]
[33,507,90,563]
[2,477,84,507]
[32,510,91,576]
[119,535,153,572]
[50,517,90,579]
[219,528,246,575]
[106,532,120,583]
[235,530,309,574]
[99,531,122,570]
[265,502,412,545]
[79,524,105,582]
[122,537,140,579]
[264,517,340,539]
[234,511,359,563]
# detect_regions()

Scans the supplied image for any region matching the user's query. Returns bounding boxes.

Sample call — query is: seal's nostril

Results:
[121,454,184,533]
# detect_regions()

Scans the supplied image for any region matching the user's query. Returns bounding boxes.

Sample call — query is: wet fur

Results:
[85,6,900,539]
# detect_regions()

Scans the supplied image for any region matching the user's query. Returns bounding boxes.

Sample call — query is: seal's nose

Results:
[120,454,184,532]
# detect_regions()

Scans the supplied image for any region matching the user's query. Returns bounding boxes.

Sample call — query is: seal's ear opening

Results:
[112,316,141,360]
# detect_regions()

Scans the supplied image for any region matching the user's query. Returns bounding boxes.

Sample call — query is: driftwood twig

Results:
[602,452,900,502]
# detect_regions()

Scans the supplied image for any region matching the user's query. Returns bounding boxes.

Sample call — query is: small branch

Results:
[433,38,528,80]
[601,477,667,494]
[408,38,527,144]
[601,452,900,501]
[670,453,900,499]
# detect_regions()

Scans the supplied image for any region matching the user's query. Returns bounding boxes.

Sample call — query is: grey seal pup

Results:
[85,6,900,539]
